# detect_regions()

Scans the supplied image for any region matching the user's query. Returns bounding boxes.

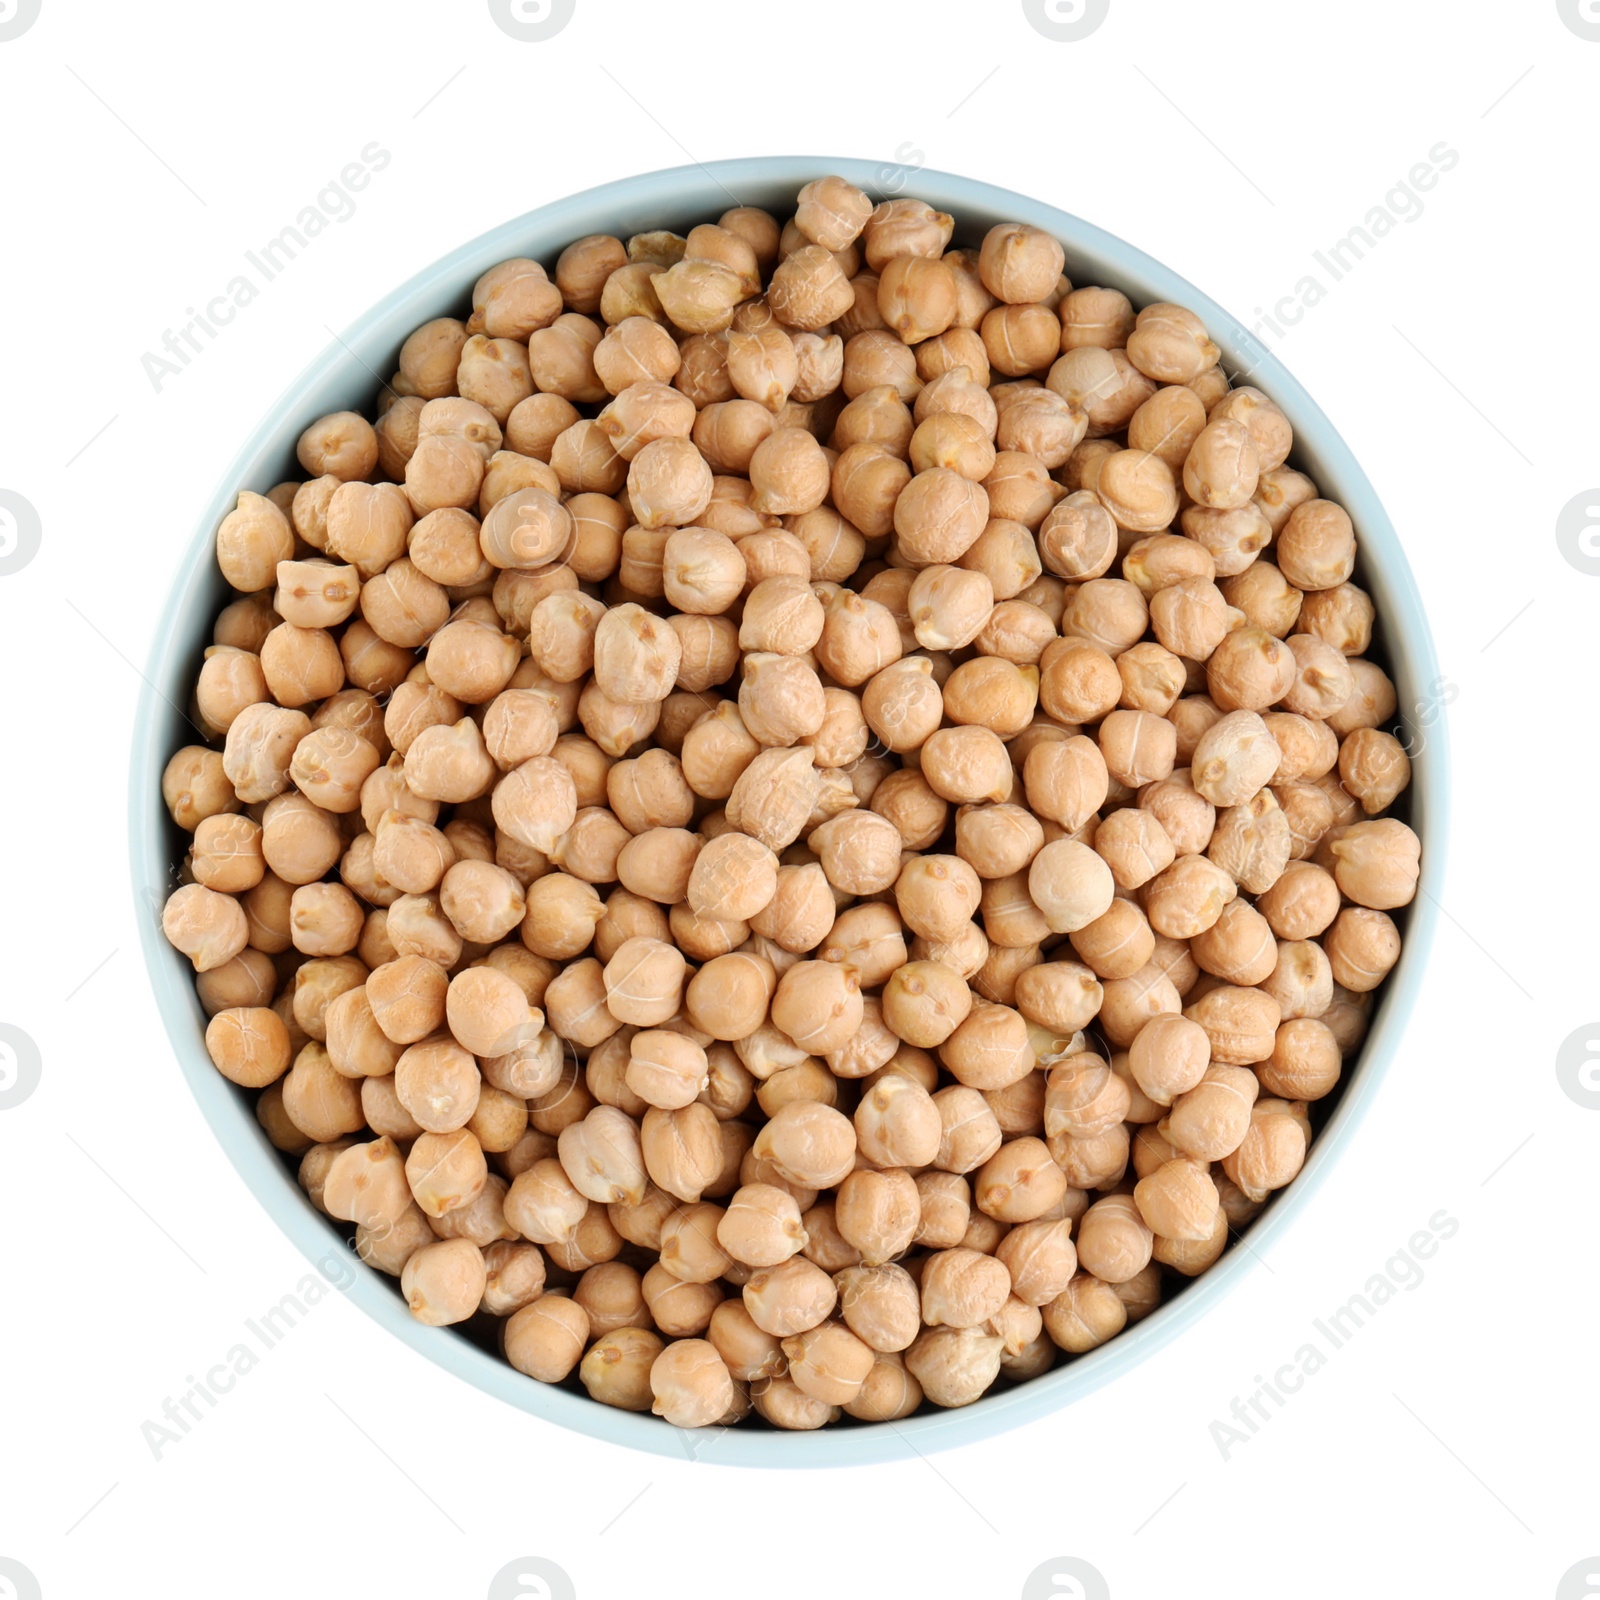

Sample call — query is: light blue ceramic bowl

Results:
[130,156,1448,1466]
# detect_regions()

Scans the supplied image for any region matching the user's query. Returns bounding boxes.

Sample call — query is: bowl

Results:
[129,155,1448,1466]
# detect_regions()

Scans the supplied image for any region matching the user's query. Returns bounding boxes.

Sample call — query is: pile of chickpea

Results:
[160,175,1422,1431]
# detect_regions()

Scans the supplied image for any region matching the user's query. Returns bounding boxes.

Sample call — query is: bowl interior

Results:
[130,155,1447,1466]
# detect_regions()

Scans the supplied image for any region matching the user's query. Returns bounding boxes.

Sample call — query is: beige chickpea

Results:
[767,242,856,330]
[1262,713,1339,786]
[893,854,983,944]
[163,883,250,973]
[1075,1194,1154,1284]
[190,812,265,895]
[1278,499,1357,591]
[658,1202,734,1285]
[830,1168,918,1267]
[593,319,680,400]
[1042,1271,1128,1354]
[602,936,687,1027]
[399,1238,486,1327]
[557,1104,648,1206]
[1038,638,1120,726]
[738,653,827,747]
[952,802,1042,882]
[707,1299,786,1384]
[572,1326,662,1414]
[1207,789,1292,894]
[1026,839,1114,935]
[1133,1157,1220,1243]
[1337,727,1411,814]
[626,1029,709,1111]
[640,1102,725,1205]
[491,756,577,854]
[982,303,1062,377]
[1184,980,1281,1065]
[718,1183,807,1269]
[1205,626,1295,714]
[1261,938,1334,1022]
[637,1259,722,1337]
[1218,563,1299,642]
[1323,906,1402,993]
[904,1324,1004,1408]
[1259,1017,1342,1101]
[1057,284,1133,350]
[892,466,991,566]
[1191,710,1281,806]
[905,565,993,652]
[1223,1099,1309,1201]
[738,578,824,662]
[203,1005,291,1089]
[1328,818,1420,908]
[504,1157,588,1244]
[751,1372,838,1430]
[647,1337,736,1428]
[1298,581,1375,656]
[974,1136,1068,1223]
[1326,658,1398,738]
[1095,449,1179,534]
[504,1294,590,1383]
[989,1217,1073,1308]
[1183,418,1260,511]
[977,222,1065,304]
[1160,1063,1260,1162]
[743,1254,839,1338]
[215,491,294,593]
[916,1247,1011,1332]
[1168,696,1226,766]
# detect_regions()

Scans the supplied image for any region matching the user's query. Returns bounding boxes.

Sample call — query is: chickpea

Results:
[893,853,982,945]
[1222,1099,1308,1202]
[743,1254,838,1338]
[1027,839,1114,934]
[1328,817,1420,908]
[1337,727,1411,814]
[904,1325,1004,1408]
[1075,1194,1154,1284]
[204,1006,291,1089]
[163,883,250,973]
[974,1136,1068,1223]
[892,466,990,566]
[1133,1157,1220,1242]
[1322,906,1402,994]
[1191,710,1281,806]
[1042,1271,1128,1354]
[1278,499,1357,591]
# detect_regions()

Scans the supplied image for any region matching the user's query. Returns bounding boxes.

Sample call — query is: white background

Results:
[1,1,1596,1596]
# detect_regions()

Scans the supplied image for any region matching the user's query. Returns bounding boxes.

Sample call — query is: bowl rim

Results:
[129,154,1449,1468]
